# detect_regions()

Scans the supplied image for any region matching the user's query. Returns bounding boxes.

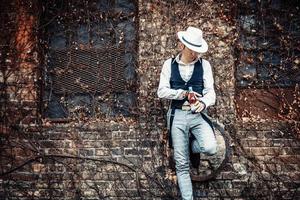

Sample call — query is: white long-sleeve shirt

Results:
[157,54,216,108]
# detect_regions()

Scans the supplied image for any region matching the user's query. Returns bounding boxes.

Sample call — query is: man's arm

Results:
[198,60,216,107]
[157,59,187,100]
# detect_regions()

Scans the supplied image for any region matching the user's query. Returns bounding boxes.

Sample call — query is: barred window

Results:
[41,0,138,119]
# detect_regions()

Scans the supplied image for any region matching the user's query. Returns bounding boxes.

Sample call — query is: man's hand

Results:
[187,91,202,102]
[192,100,206,113]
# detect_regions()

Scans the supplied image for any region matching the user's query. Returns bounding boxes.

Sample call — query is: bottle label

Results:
[188,93,196,104]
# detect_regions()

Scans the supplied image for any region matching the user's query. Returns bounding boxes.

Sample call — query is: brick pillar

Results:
[10,0,38,124]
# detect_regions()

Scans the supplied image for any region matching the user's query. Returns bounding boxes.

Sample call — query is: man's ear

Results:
[178,42,185,51]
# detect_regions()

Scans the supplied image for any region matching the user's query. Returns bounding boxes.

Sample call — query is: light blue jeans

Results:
[169,109,217,200]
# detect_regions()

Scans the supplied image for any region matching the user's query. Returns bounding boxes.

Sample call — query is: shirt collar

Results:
[174,53,200,65]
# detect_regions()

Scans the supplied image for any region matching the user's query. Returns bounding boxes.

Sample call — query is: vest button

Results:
[185,82,187,85]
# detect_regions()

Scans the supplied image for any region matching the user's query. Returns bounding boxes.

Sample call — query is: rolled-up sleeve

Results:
[199,60,216,107]
[157,59,186,100]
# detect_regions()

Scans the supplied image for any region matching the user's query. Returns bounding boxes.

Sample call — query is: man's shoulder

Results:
[200,58,211,69]
[163,57,174,67]
[201,58,209,64]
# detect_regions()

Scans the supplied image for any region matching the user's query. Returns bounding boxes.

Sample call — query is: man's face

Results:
[180,43,200,62]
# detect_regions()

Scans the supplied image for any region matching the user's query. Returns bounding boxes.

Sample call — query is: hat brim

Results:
[177,31,208,53]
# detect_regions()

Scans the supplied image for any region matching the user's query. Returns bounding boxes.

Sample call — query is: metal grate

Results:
[50,46,126,94]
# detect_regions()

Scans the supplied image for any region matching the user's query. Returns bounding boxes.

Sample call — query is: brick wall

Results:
[1,0,299,199]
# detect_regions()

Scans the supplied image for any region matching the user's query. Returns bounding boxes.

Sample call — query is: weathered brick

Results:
[124,148,150,156]
[94,148,110,157]
[78,148,95,157]
[111,147,123,156]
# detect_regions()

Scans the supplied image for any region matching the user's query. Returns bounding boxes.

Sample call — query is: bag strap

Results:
[168,108,176,148]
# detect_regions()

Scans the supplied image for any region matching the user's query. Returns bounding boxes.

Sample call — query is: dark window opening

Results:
[41,0,138,119]
[235,0,300,120]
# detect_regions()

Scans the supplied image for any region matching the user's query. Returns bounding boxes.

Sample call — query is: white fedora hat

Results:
[177,26,208,53]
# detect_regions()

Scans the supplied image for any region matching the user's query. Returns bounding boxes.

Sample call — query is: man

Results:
[157,26,217,200]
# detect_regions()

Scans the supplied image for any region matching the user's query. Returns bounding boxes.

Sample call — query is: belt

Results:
[181,105,191,111]
[171,104,191,111]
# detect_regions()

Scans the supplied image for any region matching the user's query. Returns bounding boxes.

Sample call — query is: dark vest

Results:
[170,58,204,109]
